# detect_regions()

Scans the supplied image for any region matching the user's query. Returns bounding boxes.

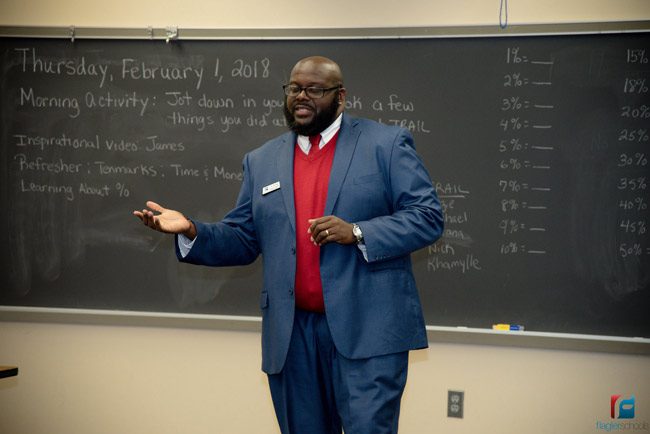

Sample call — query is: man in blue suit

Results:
[134,56,443,433]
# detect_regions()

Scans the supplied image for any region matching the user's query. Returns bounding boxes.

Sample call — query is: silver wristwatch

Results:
[352,223,364,244]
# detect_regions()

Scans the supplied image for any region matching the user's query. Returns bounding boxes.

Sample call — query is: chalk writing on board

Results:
[626,48,648,64]
[616,46,649,264]
[427,182,482,274]
[495,46,558,258]
[230,58,270,79]
[121,58,205,90]
[19,87,81,118]
[15,47,110,87]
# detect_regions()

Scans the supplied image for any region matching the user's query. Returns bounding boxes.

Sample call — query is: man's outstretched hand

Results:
[133,201,196,239]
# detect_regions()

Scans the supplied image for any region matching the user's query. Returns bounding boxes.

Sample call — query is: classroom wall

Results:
[1,1,649,434]
[1,321,649,434]
[0,0,649,27]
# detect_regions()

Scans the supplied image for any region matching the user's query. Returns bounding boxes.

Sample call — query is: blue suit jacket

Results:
[177,114,443,374]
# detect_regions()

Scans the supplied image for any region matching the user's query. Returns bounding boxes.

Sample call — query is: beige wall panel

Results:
[0,0,649,28]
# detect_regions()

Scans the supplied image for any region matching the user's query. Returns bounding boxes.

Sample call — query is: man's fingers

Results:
[134,202,164,221]
[135,201,191,235]
[146,201,165,213]
[133,205,158,229]
[307,216,332,234]
[308,220,336,245]
[306,215,356,246]
[142,210,155,227]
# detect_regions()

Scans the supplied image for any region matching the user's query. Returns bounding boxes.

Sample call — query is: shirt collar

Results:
[296,113,343,155]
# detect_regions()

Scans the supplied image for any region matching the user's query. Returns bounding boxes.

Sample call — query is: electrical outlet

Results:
[448,390,464,418]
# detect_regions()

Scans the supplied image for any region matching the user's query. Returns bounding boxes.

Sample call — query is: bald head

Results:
[291,56,344,87]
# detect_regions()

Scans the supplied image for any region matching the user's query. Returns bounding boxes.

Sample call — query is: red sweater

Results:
[293,133,339,312]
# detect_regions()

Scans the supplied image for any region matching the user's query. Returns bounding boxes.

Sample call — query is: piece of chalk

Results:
[492,324,525,331]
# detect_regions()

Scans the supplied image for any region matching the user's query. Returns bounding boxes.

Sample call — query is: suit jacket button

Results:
[291,247,296,255]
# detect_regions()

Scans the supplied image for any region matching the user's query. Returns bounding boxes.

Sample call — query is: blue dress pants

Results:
[268,309,409,434]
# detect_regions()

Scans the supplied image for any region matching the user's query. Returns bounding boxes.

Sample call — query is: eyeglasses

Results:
[282,84,341,99]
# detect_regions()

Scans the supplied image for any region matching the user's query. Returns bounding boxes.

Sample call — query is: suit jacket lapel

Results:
[324,115,360,216]
[275,131,297,234]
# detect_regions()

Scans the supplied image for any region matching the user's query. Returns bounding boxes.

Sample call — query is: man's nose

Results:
[295,88,310,100]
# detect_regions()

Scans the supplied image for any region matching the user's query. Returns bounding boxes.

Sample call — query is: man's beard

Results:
[283,93,340,136]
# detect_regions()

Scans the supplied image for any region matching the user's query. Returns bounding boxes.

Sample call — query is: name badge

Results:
[262,181,281,195]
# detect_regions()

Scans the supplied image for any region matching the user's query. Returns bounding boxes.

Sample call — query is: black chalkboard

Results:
[1,32,649,338]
